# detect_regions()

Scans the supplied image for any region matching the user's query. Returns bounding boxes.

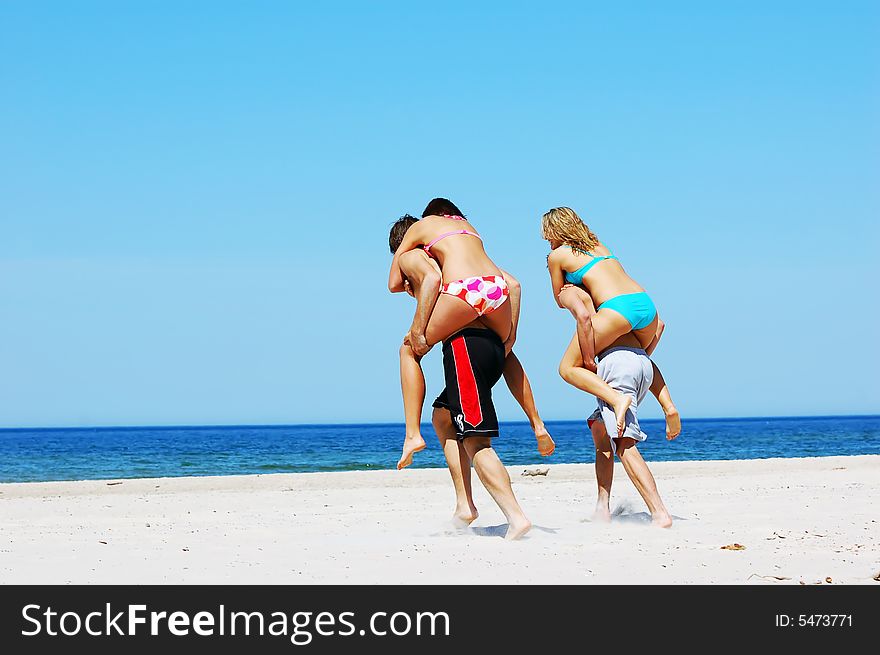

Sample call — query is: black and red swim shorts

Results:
[432,328,505,439]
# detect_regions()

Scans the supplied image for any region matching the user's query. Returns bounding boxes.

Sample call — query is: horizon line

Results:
[0,413,878,433]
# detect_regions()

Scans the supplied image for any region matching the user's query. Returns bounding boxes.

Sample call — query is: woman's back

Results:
[552,243,644,305]
[417,214,503,282]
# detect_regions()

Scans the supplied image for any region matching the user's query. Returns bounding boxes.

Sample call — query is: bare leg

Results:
[557,285,598,372]
[472,299,513,344]
[395,251,486,470]
[397,343,427,469]
[503,352,555,456]
[432,408,477,526]
[645,318,665,356]
[397,292,510,466]
[462,437,531,540]
[558,333,631,437]
[590,419,614,522]
[394,250,443,470]
[649,361,681,440]
[615,438,673,528]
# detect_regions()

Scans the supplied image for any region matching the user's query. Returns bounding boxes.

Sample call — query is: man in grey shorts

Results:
[591,344,655,445]
[560,331,676,527]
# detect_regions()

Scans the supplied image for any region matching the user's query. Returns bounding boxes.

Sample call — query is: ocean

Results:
[0,415,878,483]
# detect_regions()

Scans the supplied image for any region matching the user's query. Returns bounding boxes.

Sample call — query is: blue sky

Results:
[1,1,878,427]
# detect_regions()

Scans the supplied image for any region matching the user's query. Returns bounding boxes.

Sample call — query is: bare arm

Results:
[558,284,598,369]
[557,284,596,316]
[399,250,441,354]
[388,223,426,293]
[546,251,568,308]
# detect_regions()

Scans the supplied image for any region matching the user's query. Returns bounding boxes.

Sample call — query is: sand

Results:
[1,455,878,585]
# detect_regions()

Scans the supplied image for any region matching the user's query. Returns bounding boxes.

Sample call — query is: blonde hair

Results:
[541,207,599,252]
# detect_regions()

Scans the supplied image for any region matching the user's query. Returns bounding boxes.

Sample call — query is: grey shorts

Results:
[588,346,654,446]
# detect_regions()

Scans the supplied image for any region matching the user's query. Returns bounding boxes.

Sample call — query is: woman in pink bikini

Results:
[388,198,552,469]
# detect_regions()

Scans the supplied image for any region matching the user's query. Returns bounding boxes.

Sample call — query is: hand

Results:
[536,432,556,457]
[403,278,415,298]
[406,331,431,357]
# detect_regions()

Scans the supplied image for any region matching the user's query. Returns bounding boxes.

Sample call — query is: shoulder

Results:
[547,247,568,266]
[547,246,571,262]
[401,218,431,244]
[414,215,443,235]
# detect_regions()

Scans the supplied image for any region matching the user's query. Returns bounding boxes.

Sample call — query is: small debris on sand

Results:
[521,467,549,477]
[721,543,746,551]
[106,482,123,486]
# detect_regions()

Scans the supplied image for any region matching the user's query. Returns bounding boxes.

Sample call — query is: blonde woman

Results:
[543,206,680,438]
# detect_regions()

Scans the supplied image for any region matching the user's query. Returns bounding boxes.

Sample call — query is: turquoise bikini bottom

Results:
[597,292,657,331]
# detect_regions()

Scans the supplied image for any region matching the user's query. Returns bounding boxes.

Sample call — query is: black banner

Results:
[0,585,872,652]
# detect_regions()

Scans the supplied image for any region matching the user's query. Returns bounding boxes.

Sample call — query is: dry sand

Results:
[1,455,878,584]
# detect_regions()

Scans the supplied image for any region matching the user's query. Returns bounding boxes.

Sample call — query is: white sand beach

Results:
[1,455,878,585]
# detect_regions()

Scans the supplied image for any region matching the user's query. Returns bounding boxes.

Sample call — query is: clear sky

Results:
[1,1,878,427]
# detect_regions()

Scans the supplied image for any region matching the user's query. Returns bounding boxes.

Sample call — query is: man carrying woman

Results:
[387,198,549,540]
[543,206,680,526]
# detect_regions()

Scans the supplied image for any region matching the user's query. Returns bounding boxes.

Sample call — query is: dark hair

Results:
[388,214,419,253]
[421,197,465,219]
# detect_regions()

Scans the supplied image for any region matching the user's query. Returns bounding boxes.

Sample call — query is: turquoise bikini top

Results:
[563,245,619,284]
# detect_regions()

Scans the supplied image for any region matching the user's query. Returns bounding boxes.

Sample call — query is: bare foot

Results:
[611,394,632,437]
[652,512,673,528]
[397,434,426,470]
[592,500,611,523]
[534,424,555,457]
[452,506,479,529]
[664,406,681,440]
[505,517,532,541]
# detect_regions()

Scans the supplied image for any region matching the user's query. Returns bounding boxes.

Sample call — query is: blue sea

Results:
[0,416,878,483]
